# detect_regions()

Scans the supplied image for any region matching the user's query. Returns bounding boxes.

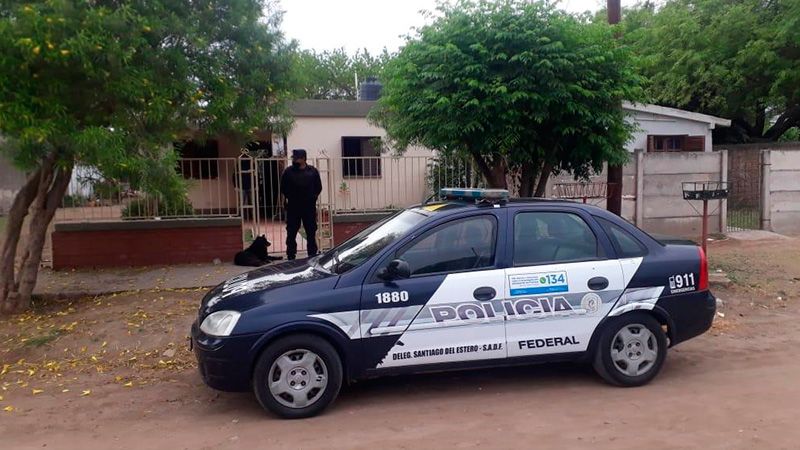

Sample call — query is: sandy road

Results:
[3,237,800,449]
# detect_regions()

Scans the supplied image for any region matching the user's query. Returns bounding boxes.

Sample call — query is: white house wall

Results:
[625,111,714,152]
[288,117,434,211]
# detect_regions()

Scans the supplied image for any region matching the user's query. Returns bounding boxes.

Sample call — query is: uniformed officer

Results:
[280,149,322,260]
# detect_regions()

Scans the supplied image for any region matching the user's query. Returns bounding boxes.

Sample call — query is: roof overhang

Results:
[623,101,731,128]
[290,100,376,118]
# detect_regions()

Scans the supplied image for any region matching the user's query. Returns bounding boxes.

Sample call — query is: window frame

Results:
[648,135,686,152]
[341,136,382,178]
[510,209,609,268]
[380,214,500,279]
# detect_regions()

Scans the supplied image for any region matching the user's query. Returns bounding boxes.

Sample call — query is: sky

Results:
[279,0,642,54]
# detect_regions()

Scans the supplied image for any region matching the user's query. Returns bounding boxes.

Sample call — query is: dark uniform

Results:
[280,149,322,259]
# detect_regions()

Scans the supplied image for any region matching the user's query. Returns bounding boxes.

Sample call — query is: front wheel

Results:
[253,334,343,419]
[593,313,667,387]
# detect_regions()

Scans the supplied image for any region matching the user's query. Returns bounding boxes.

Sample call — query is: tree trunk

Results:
[12,164,73,310]
[518,162,539,198]
[0,153,72,314]
[471,152,507,189]
[534,161,554,197]
[0,167,43,311]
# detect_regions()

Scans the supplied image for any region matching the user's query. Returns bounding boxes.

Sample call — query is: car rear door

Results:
[359,212,508,371]
[503,209,626,357]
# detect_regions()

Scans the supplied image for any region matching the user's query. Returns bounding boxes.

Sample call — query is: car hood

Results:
[201,259,333,314]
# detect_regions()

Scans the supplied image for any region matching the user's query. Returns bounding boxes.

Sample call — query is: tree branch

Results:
[764,105,800,141]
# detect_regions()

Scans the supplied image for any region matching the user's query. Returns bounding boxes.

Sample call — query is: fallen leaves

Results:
[0,291,199,400]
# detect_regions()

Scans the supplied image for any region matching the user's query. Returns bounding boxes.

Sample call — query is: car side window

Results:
[596,216,648,258]
[513,211,600,266]
[396,216,497,276]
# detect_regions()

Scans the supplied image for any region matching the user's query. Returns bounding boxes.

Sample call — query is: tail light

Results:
[698,246,708,291]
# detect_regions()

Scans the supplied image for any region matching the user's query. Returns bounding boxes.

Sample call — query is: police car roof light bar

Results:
[440,188,509,204]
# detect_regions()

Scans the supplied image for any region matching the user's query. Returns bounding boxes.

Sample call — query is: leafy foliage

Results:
[620,0,800,142]
[294,48,391,100]
[0,0,296,311]
[371,0,643,192]
[0,0,296,187]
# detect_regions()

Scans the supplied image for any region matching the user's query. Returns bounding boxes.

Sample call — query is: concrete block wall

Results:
[635,151,725,238]
[766,150,800,235]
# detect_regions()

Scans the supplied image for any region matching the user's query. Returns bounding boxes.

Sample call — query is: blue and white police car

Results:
[191,188,715,418]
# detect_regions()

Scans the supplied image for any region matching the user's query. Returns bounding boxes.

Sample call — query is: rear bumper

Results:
[656,290,716,345]
[191,320,260,392]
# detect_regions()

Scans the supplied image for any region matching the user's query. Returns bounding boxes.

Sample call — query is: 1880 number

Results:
[376,291,410,304]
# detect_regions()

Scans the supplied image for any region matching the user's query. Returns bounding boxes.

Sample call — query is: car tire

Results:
[253,334,343,419]
[593,312,667,387]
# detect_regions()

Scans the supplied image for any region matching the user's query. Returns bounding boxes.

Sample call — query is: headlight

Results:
[200,310,241,337]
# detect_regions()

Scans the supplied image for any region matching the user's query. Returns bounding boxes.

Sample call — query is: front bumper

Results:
[657,290,716,345]
[191,320,262,392]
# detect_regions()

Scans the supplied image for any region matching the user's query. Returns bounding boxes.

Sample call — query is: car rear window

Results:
[596,217,648,258]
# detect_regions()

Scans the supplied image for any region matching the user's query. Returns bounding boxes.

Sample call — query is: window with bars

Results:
[175,139,219,179]
[342,136,381,177]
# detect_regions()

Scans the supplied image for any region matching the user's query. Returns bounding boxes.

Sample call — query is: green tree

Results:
[371,0,642,195]
[0,0,296,313]
[621,0,800,142]
[295,48,391,100]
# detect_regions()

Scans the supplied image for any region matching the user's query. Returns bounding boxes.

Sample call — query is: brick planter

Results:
[52,218,242,269]
[332,212,393,245]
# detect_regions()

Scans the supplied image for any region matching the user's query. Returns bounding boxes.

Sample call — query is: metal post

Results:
[701,198,709,253]
[606,0,623,216]
[634,149,644,226]
[760,150,771,231]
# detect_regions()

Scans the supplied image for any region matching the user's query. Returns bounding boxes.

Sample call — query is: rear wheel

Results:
[253,334,342,419]
[593,313,667,387]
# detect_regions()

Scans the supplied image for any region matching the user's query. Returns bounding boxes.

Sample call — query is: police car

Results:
[192,188,716,419]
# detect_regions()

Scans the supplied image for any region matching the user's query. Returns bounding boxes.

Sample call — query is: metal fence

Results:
[55,159,242,222]
[332,155,482,214]
[726,150,762,232]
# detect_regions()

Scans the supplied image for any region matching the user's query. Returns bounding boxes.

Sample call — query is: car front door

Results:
[504,209,626,358]
[360,213,508,371]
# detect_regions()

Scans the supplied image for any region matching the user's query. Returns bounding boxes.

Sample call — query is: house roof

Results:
[290,99,376,118]
[288,98,732,128]
[623,101,731,127]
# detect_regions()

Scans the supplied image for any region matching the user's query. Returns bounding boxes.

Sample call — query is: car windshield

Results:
[316,209,428,274]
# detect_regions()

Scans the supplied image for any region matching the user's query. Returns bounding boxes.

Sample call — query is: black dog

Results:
[234,235,283,267]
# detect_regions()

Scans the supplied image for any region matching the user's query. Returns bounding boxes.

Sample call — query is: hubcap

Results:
[268,349,328,409]
[610,324,658,377]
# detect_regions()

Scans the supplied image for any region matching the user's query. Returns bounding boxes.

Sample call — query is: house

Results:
[171,99,731,218]
[622,101,731,152]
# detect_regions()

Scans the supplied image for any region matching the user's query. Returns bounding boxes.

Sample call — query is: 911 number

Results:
[376,291,409,304]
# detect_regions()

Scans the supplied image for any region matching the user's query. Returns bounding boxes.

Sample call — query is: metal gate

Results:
[726,149,763,232]
[237,152,333,257]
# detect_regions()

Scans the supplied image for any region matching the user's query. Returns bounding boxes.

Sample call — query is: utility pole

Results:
[606,0,623,215]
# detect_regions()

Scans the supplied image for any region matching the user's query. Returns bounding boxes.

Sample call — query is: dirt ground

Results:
[2,237,800,449]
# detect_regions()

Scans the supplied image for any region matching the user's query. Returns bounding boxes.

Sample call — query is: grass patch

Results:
[23,330,63,348]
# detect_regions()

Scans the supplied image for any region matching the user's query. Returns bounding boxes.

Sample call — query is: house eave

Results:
[623,101,732,128]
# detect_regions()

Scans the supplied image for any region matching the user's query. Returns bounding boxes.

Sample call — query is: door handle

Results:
[473,286,497,301]
[587,276,609,291]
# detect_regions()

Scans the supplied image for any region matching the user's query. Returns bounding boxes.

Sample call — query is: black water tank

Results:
[359,76,382,100]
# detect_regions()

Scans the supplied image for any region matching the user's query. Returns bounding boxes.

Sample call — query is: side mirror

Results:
[378,259,410,280]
